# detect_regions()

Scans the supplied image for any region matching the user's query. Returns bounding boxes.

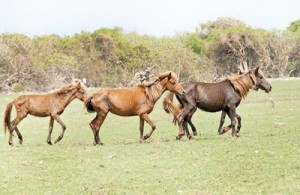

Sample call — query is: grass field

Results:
[0,80,299,194]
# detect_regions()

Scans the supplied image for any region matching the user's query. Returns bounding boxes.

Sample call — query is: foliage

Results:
[1,18,300,92]
[287,19,300,32]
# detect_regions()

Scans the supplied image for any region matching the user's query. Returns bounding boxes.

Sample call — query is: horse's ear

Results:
[168,72,172,80]
[255,67,260,75]
[77,82,81,88]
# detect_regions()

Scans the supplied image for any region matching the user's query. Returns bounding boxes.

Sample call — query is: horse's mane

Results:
[227,70,256,98]
[52,83,79,95]
[137,78,162,102]
[138,71,178,102]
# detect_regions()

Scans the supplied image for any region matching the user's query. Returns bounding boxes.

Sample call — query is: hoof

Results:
[187,135,193,140]
[193,131,198,136]
[93,141,103,146]
[143,135,149,140]
[47,141,52,145]
[19,139,23,145]
[231,132,240,137]
[9,142,13,146]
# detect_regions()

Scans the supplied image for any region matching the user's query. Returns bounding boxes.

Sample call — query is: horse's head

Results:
[74,82,88,101]
[252,67,272,93]
[159,72,185,96]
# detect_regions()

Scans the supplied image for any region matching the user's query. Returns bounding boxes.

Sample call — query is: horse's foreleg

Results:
[53,115,66,144]
[235,113,242,133]
[47,117,54,145]
[141,114,156,140]
[139,118,145,142]
[218,111,227,134]
[221,113,241,135]
[228,109,238,137]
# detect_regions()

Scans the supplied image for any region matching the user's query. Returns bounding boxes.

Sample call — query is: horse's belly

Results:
[109,105,138,116]
[197,101,224,112]
[110,109,137,117]
[29,110,49,117]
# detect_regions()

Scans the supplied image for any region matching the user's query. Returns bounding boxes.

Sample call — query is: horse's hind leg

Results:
[14,127,23,145]
[184,120,193,140]
[90,109,108,145]
[176,122,185,140]
[53,115,66,144]
[10,115,26,145]
[139,118,145,142]
[187,107,197,136]
[177,104,196,140]
[141,113,156,140]
[47,117,54,145]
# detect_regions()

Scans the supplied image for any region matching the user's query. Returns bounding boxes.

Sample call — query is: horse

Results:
[84,71,185,145]
[3,82,88,146]
[163,67,272,140]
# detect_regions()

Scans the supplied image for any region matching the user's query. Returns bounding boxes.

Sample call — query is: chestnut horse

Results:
[163,67,272,139]
[3,82,88,145]
[84,71,185,145]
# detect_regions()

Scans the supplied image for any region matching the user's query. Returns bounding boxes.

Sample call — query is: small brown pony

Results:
[84,71,185,145]
[163,67,272,139]
[3,82,88,146]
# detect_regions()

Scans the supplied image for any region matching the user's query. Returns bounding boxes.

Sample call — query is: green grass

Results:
[0,80,299,194]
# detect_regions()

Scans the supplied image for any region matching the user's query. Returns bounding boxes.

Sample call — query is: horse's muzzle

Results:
[266,86,272,93]
[179,90,186,96]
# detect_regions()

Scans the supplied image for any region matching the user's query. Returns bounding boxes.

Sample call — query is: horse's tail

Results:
[163,92,183,125]
[4,102,13,135]
[84,96,95,113]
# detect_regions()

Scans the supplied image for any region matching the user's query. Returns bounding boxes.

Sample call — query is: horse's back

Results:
[93,87,147,116]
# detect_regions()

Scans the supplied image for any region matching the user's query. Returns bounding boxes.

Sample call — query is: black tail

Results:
[84,96,95,113]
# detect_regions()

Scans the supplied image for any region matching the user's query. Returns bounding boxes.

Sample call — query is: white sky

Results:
[0,0,299,37]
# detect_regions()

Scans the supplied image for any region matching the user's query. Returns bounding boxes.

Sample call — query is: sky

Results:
[0,0,299,37]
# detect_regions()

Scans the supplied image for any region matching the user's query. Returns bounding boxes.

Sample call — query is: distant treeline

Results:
[1,17,300,92]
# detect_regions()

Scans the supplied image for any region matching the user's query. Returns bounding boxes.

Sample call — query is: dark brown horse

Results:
[84,71,185,145]
[3,82,88,145]
[163,67,272,139]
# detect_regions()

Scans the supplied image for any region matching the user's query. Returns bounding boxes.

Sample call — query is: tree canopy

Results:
[1,18,300,92]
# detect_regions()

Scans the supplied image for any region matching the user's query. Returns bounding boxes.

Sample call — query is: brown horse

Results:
[3,82,88,145]
[163,67,272,139]
[84,71,185,145]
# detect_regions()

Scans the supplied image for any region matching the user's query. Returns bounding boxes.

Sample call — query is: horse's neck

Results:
[56,90,76,107]
[146,82,165,103]
[231,73,253,98]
